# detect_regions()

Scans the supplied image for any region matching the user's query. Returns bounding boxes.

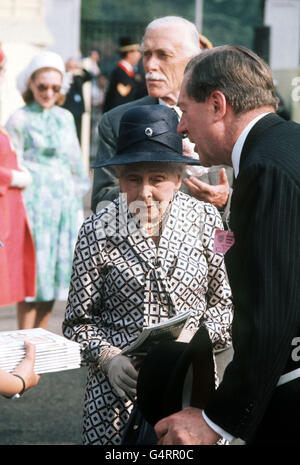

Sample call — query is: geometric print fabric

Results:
[63,191,233,444]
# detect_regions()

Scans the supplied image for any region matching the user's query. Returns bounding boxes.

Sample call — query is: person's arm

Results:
[155,407,220,445]
[62,217,111,364]
[5,111,26,164]
[183,168,230,209]
[0,165,31,192]
[154,204,234,445]
[65,111,91,198]
[9,166,32,189]
[62,215,127,364]
[81,68,94,83]
[0,165,12,196]
[201,411,234,442]
[62,215,137,396]
[181,138,231,211]
[0,120,31,194]
[91,111,120,212]
[0,342,40,397]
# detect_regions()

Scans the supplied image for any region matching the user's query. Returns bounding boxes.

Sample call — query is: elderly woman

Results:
[5,51,90,329]
[63,105,233,445]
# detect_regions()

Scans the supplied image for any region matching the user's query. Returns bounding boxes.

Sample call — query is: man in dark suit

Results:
[155,45,300,445]
[91,16,233,214]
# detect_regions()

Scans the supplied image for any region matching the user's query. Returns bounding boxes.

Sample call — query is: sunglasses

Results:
[35,83,61,93]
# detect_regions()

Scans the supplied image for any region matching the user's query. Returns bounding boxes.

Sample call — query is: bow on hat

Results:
[116,118,182,155]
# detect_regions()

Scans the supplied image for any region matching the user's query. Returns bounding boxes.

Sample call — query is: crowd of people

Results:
[0,13,299,448]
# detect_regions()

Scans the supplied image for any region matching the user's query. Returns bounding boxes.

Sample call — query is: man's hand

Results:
[183,168,229,209]
[154,407,221,445]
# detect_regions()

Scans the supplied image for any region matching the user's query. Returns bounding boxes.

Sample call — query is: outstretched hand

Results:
[183,168,230,209]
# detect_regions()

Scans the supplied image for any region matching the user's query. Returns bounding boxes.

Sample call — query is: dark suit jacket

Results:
[63,69,93,117]
[91,95,233,212]
[205,113,300,441]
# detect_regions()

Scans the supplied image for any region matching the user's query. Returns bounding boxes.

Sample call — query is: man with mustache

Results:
[91,16,233,214]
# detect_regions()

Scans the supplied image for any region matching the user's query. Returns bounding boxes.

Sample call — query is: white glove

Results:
[107,354,138,398]
[10,168,32,189]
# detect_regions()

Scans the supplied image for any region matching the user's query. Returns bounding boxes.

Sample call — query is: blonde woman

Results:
[6,51,90,329]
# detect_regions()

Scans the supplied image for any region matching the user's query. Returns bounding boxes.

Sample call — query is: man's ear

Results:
[209,90,227,121]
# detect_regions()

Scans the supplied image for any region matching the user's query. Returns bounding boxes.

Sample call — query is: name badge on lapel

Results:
[213,230,235,254]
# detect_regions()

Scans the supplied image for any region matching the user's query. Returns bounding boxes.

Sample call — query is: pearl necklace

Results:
[144,201,172,232]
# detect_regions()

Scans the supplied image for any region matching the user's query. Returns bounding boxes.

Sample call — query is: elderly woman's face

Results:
[29,69,62,109]
[118,163,181,227]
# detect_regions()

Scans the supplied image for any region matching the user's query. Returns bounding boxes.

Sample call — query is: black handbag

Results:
[121,402,158,445]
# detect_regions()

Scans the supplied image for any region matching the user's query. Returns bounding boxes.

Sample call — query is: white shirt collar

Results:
[231,113,270,177]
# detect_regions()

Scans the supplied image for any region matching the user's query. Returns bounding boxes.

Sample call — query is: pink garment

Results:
[0,127,36,305]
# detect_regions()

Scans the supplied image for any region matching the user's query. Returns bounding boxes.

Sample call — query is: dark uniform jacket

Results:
[103,61,138,113]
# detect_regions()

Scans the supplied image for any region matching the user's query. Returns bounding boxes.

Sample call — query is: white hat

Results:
[17,51,65,94]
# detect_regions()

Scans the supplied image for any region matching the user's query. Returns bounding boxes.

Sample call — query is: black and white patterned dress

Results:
[63,191,233,445]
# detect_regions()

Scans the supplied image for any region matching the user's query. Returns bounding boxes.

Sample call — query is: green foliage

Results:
[81,0,262,49]
[81,0,194,23]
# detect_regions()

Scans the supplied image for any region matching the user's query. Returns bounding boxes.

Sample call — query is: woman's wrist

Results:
[12,373,26,396]
[1,372,26,398]
[97,346,121,375]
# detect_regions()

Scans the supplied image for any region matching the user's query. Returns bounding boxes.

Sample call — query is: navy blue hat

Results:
[93,105,202,167]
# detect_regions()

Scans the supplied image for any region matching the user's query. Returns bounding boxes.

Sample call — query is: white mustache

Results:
[145,72,167,82]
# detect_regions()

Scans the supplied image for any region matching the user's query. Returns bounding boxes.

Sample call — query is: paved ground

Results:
[0,301,88,445]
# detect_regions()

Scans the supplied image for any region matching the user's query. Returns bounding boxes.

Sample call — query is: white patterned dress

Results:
[5,102,90,301]
[63,191,233,444]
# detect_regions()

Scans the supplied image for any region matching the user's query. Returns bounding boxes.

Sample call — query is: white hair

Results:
[115,162,184,177]
[142,16,201,57]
